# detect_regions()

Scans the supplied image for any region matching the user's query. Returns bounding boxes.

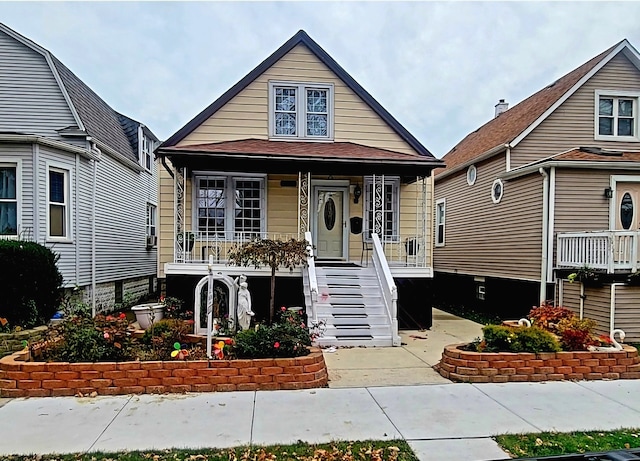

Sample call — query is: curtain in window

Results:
[0,167,17,235]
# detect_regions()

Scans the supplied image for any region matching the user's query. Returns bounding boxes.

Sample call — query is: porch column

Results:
[372,174,385,239]
[298,172,311,239]
[419,175,427,267]
[175,166,186,262]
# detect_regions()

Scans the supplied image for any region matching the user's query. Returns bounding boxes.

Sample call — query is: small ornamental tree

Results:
[227,238,310,323]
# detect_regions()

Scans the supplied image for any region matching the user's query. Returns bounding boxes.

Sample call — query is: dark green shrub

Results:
[0,240,63,328]
[34,314,134,362]
[479,324,560,353]
[234,307,311,359]
[141,319,192,360]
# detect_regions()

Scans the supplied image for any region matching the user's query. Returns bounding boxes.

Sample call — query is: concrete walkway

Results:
[324,308,483,387]
[2,380,640,460]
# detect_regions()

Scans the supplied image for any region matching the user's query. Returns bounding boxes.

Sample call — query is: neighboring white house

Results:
[0,22,159,311]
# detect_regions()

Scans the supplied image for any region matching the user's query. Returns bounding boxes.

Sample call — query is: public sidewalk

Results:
[2,380,640,460]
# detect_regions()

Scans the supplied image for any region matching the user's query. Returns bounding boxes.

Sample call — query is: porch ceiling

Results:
[157,139,444,180]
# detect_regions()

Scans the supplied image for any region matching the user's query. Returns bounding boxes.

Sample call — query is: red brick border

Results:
[0,348,328,397]
[436,343,640,383]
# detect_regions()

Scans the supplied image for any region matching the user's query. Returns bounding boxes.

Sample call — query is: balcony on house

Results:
[556,230,640,274]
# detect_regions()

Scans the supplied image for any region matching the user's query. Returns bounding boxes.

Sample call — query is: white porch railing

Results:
[174,231,297,263]
[556,230,640,273]
[371,233,400,346]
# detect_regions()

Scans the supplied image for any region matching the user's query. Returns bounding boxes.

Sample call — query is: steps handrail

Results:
[371,233,400,346]
[304,231,318,323]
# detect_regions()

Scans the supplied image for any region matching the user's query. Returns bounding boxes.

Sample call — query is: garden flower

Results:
[274,342,280,348]
[118,313,126,319]
[281,306,286,311]
[224,338,233,345]
[103,332,109,339]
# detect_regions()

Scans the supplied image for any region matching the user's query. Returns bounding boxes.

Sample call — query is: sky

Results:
[1,1,640,158]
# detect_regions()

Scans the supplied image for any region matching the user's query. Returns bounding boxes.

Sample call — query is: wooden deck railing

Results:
[556,230,640,273]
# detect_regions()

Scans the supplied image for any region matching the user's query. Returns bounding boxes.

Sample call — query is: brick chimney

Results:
[494,99,509,118]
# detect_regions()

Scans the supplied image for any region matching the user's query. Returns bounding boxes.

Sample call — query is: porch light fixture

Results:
[353,184,362,204]
[604,187,613,199]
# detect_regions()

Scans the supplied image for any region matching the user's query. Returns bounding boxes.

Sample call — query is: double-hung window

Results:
[146,203,157,247]
[435,199,445,246]
[196,174,265,239]
[141,135,153,171]
[364,176,399,242]
[270,82,333,139]
[48,167,70,239]
[595,91,639,141]
[0,164,18,236]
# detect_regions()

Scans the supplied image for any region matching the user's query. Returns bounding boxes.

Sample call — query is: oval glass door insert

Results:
[324,197,336,230]
[621,192,634,229]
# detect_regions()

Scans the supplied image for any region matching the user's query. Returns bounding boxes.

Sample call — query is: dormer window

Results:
[595,91,639,141]
[269,82,333,140]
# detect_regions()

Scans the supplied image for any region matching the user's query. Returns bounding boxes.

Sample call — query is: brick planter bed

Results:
[436,343,640,383]
[0,347,328,397]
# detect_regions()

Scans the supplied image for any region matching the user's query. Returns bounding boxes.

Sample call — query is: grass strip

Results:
[3,439,418,461]
[496,428,640,458]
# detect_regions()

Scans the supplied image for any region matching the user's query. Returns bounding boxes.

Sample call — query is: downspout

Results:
[90,142,101,317]
[160,154,174,179]
[539,167,549,305]
[547,167,556,283]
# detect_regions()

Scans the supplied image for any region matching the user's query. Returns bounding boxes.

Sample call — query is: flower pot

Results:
[131,303,164,330]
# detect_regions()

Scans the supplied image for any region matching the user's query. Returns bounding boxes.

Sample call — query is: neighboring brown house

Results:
[433,39,640,340]
[156,30,442,346]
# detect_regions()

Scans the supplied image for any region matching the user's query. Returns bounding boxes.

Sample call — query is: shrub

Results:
[34,313,134,362]
[557,317,598,351]
[479,324,561,353]
[0,240,63,328]
[141,319,192,360]
[234,307,311,359]
[161,297,193,321]
[528,302,575,332]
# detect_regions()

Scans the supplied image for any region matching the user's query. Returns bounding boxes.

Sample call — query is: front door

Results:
[615,183,640,231]
[313,186,348,259]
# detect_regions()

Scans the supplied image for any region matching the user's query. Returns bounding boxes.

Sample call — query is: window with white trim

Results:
[141,135,153,171]
[269,82,333,139]
[146,203,156,237]
[364,176,399,241]
[0,164,18,236]
[466,165,477,185]
[595,91,639,141]
[435,199,445,246]
[48,167,70,239]
[195,175,265,238]
[491,179,504,204]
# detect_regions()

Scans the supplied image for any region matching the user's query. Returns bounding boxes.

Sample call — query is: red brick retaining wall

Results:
[0,348,328,397]
[436,344,640,383]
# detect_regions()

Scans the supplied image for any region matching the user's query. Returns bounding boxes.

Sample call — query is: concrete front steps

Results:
[307,264,394,347]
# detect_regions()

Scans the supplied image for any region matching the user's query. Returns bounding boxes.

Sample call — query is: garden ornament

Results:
[237,281,255,331]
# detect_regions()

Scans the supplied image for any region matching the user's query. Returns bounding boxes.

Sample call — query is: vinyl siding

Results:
[92,152,157,285]
[433,153,544,281]
[0,30,77,140]
[559,278,582,314]
[583,284,612,337]
[513,53,640,168]
[614,284,640,342]
[158,163,174,278]
[177,44,416,155]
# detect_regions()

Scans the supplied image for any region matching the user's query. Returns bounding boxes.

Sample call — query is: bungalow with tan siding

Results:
[156,30,443,346]
[433,39,640,341]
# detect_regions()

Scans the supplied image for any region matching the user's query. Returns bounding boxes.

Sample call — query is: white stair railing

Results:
[371,233,400,346]
[304,231,318,324]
